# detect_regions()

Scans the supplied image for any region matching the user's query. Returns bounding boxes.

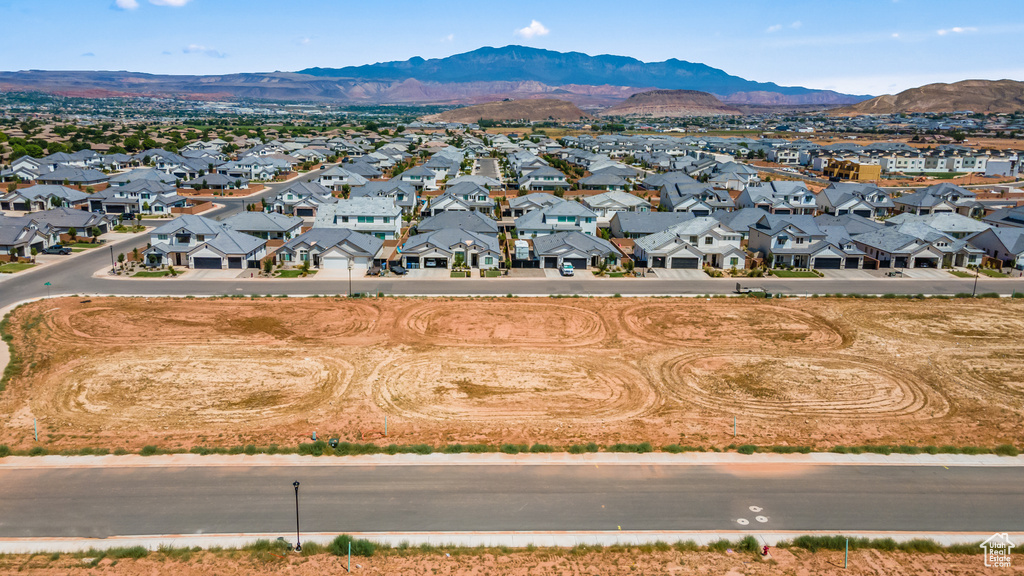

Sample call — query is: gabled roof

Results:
[583,191,651,209]
[108,168,177,185]
[400,165,436,178]
[402,228,499,254]
[852,227,924,253]
[814,213,883,235]
[204,228,266,255]
[6,185,90,202]
[531,231,618,257]
[279,180,333,197]
[281,227,383,256]
[418,211,498,234]
[635,216,732,252]
[508,193,564,209]
[611,211,695,235]
[221,211,304,233]
[151,214,222,236]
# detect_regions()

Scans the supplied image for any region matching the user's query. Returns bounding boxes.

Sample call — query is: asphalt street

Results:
[0,465,1019,537]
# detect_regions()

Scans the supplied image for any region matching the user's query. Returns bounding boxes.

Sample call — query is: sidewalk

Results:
[0,529,1015,554]
[3,451,1022,469]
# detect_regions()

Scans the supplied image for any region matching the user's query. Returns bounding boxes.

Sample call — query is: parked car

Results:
[389,264,407,276]
[42,245,71,255]
[560,262,575,276]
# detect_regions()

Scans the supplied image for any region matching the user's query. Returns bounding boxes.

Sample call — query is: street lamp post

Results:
[972,264,980,297]
[348,260,353,297]
[109,245,115,274]
[292,481,301,552]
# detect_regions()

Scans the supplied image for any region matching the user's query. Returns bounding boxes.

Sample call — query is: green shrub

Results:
[736,444,758,455]
[106,546,149,559]
[585,442,600,453]
[737,535,760,553]
[500,443,527,454]
[977,292,1000,298]
[663,444,702,453]
[994,444,1020,456]
[673,540,700,552]
[139,445,158,456]
[465,444,491,453]
[607,442,652,453]
[568,444,586,454]
[330,534,377,557]
[28,446,47,456]
[770,445,811,454]
[244,444,257,455]
[707,539,732,552]
[529,443,554,453]
[0,445,10,458]
[298,440,328,456]
[443,444,465,454]
[114,448,128,455]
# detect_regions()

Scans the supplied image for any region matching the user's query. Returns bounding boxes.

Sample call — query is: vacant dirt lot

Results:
[0,548,1007,576]
[1,297,1022,450]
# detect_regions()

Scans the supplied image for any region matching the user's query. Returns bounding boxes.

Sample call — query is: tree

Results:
[68,227,77,242]
[90,226,101,242]
[263,258,274,274]
[142,201,150,213]
[30,247,37,262]
[452,253,466,270]
[342,184,351,198]
[123,136,141,151]
[117,253,125,266]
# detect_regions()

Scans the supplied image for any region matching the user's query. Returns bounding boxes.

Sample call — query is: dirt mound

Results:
[600,89,741,117]
[832,79,1024,115]
[424,98,593,123]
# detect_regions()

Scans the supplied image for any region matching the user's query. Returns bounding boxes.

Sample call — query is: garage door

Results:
[814,257,843,269]
[852,210,872,218]
[227,257,243,269]
[564,258,588,270]
[193,257,222,269]
[544,257,558,268]
[670,257,700,269]
[12,202,28,211]
[296,208,314,217]
[322,256,349,270]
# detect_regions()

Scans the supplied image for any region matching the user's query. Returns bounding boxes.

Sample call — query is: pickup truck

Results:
[560,262,575,276]
[42,245,72,255]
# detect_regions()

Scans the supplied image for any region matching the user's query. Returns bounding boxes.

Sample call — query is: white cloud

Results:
[514,20,549,39]
[441,33,455,43]
[791,21,802,29]
[149,0,192,5]
[113,0,138,9]
[891,32,900,38]
[765,24,783,33]
[296,36,312,46]
[183,44,226,58]
[937,26,977,36]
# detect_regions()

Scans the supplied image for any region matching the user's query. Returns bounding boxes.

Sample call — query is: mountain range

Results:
[832,79,1024,115]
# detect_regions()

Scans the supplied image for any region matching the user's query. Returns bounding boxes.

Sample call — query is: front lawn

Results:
[770,269,819,278]
[133,270,173,278]
[948,270,974,278]
[450,271,467,278]
[484,269,501,277]
[0,262,35,274]
[275,269,316,278]
[979,268,1008,278]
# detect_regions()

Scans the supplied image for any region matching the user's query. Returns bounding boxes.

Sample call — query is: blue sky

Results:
[0,0,1021,96]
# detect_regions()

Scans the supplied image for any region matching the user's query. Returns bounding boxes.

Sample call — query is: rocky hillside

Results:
[425,98,593,123]
[832,79,1024,115]
[600,89,740,117]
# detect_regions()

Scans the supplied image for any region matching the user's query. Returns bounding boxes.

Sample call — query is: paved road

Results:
[0,465,1019,537]
[473,158,500,180]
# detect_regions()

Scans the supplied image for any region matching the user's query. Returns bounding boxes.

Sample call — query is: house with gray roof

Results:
[398,228,501,270]
[11,207,113,235]
[221,211,304,240]
[35,167,108,186]
[529,231,620,270]
[640,171,698,191]
[0,217,56,257]
[143,214,267,269]
[1,185,91,212]
[851,227,950,269]
[580,191,651,223]
[817,183,894,218]
[397,165,439,191]
[659,183,734,214]
[737,181,816,215]
[885,212,990,239]
[425,182,495,217]
[633,217,746,270]
[578,172,629,191]
[350,180,418,215]
[313,197,402,239]
[277,227,384,271]
[968,227,1024,269]
[712,207,771,239]
[517,165,569,191]
[609,211,695,239]
[318,165,369,192]
[271,181,338,218]
[983,205,1024,229]
[748,214,864,269]
[515,201,597,238]
[504,193,564,218]
[418,211,498,235]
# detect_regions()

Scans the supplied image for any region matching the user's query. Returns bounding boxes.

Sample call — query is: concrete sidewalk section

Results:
[3,451,1022,469]
[0,530,1015,554]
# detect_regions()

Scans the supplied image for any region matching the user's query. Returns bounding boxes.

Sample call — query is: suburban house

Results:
[852,226,978,269]
[885,212,990,239]
[350,180,418,215]
[13,207,113,236]
[984,205,1024,229]
[313,197,403,240]
[711,207,772,240]
[748,214,863,269]
[517,166,570,191]
[578,172,628,191]
[270,181,338,218]
[398,228,501,270]
[659,183,735,214]
[515,202,598,238]
[580,191,651,222]
[633,217,746,270]
[968,227,1024,269]
[182,173,249,191]
[34,167,108,186]
[107,168,177,187]
[318,166,369,192]
[0,185,91,212]
[425,182,496,217]
[504,193,564,218]
[396,165,439,191]
[892,183,976,216]
[817,183,894,218]
[417,211,498,235]
[88,180,186,215]
[529,231,620,270]
[276,227,384,272]
[144,215,267,269]
[221,212,304,241]
[609,211,695,239]
[737,181,817,215]
[0,217,56,257]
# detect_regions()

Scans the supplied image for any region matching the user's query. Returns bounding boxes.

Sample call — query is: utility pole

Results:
[292,481,301,552]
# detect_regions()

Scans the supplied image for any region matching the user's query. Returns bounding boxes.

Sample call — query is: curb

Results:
[0,530,1016,554]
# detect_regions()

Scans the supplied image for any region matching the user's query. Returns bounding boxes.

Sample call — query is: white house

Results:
[313,197,403,240]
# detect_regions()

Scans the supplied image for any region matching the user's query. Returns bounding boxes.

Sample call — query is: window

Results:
[358,216,374,224]
[689,236,698,244]
[383,217,391,224]
[484,256,493,265]
[704,237,713,245]
[795,237,804,245]
[729,257,739,266]
[157,234,168,241]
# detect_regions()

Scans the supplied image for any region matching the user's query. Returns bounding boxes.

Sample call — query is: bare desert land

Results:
[1,296,1022,451]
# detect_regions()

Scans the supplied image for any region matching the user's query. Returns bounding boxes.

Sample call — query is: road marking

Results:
[749,506,763,512]
[756,516,769,523]
[736,518,749,526]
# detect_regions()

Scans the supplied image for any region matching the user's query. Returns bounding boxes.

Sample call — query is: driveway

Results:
[824,269,885,280]
[405,268,452,279]
[185,269,253,280]
[902,268,957,280]
[646,268,709,280]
